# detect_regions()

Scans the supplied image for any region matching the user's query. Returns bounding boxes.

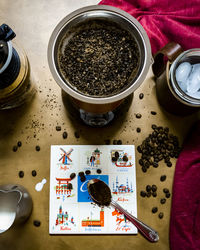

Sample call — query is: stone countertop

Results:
[0,0,199,250]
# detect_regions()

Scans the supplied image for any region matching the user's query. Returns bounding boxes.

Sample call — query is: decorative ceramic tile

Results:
[49,145,137,234]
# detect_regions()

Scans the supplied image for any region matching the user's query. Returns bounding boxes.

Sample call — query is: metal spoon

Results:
[87,179,159,242]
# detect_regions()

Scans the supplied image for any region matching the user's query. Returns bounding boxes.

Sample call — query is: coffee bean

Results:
[115,151,119,158]
[142,166,147,172]
[80,176,86,182]
[136,127,141,133]
[152,207,158,213]
[78,172,84,177]
[151,124,157,130]
[140,191,146,197]
[151,111,157,115]
[112,157,118,162]
[152,185,157,192]
[160,175,166,182]
[123,155,128,162]
[32,170,37,177]
[165,193,171,198]
[146,185,152,192]
[117,140,122,145]
[146,192,151,197]
[163,188,169,193]
[17,141,22,147]
[74,131,80,138]
[160,198,166,204]
[13,145,18,152]
[97,169,102,174]
[136,113,142,119]
[85,170,91,175]
[19,171,24,178]
[139,93,144,99]
[62,131,68,139]
[33,220,41,227]
[152,192,157,197]
[167,161,172,167]
[153,162,158,168]
[158,212,164,219]
[56,126,61,131]
[70,173,76,180]
[137,146,142,153]
[113,140,117,145]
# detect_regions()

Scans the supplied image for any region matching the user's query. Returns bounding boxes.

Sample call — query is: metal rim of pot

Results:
[48,5,153,105]
[169,48,200,107]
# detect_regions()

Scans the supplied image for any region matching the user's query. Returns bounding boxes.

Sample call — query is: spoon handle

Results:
[110,200,159,242]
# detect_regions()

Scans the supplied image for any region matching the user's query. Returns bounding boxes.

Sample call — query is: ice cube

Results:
[175,62,192,82]
[186,63,200,93]
[187,90,200,99]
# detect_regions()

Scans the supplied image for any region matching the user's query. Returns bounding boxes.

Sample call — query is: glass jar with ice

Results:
[175,62,200,98]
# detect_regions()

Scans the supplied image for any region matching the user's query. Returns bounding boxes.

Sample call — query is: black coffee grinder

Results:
[0,24,35,110]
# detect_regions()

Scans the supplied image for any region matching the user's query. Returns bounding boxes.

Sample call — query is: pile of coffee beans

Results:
[140,184,171,219]
[137,125,181,172]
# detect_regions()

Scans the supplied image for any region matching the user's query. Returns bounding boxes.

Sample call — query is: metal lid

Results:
[48,5,153,104]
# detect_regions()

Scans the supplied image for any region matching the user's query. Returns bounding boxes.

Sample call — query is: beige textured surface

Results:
[0,1,199,250]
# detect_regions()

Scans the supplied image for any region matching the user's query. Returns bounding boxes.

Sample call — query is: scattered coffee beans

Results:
[70,173,76,180]
[158,212,164,219]
[78,172,84,177]
[160,198,166,204]
[35,145,40,151]
[80,176,86,182]
[117,140,122,145]
[163,188,169,193]
[139,93,144,99]
[62,131,68,139]
[136,128,141,133]
[152,207,158,213]
[33,220,41,227]
[13,145,18,152]
[151,111,157,115]
[136,113,142,119]
[146,185,152,192]
[113,140,117,145]
[56,126,61,131]
[146,192,151,198]
[152,185,157,192]
[165,193,171,198]
[140,191,146,197]
[19,171,24,178]
[152,192,157,197]
[160,175,167,182]
[85,170,91,175]
[32,170,37,177]
[97,169,102,174]
[17,141,22,147]
[74,131,80,138]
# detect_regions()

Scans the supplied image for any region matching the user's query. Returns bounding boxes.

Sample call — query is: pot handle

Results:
[152,42,184,77]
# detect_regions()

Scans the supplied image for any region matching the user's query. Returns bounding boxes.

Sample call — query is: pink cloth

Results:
[99,0,200,54]
[170,121,200,250]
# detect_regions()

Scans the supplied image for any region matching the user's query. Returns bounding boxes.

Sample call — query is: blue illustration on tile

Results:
[77,175,108,202]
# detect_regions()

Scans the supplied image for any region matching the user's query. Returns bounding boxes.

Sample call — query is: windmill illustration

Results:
[59,148,73,165]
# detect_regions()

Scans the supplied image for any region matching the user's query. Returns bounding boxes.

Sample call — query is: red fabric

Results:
[98,0,200,54]
[170,121,200,250]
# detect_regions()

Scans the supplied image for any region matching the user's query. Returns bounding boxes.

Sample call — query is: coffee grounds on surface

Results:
[58,20,140,97]
[88,181,112,206]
